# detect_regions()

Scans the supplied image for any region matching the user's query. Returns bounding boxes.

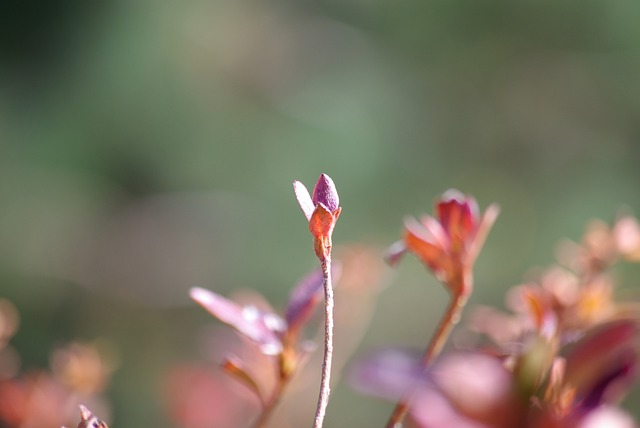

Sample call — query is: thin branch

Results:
[253,375,288,428]
[313,256,334,428]
[385,276,470,428]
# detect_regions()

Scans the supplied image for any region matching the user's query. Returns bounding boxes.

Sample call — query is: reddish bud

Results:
[293,174,342,260]
[312,174,340,213]
[389,190,498,295]
[437,190,480,252]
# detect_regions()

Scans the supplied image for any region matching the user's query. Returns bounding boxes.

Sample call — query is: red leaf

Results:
[404,218,450,279]
[437,190,479,251]
[309,205,338,259]
[221,356,265,406]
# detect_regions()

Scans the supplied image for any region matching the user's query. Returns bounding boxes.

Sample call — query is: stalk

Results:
[313,256,334,428]
[253,376,287,428]
[385,273,471,428]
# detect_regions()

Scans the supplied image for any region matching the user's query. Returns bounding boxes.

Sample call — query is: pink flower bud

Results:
[312,174,340,213]
[293,174,342,260]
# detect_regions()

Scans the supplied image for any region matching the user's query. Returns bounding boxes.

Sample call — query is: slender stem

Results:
[253,376,287,428]
[421,292,468,365]
[313,255,334,428]
[385,277,470,428]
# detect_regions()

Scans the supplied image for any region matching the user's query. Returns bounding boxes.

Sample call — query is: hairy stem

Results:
[385,277,470,428]
[313,255,334,428]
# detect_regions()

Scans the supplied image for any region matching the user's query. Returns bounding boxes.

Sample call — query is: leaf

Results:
[308,205,336,241]
[348,348,426,402]
[221,356,265,407]
[404,218,449,277]
[293,181,314,221]
[190,287,284,354]
[468,203,500,265]
[309,205,338,259]
[385,241,407,267]
[285,264,342,333]
[436,191,478,250]
[564,319,638,400]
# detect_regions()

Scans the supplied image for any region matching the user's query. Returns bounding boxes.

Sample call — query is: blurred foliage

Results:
[2,1,640,427]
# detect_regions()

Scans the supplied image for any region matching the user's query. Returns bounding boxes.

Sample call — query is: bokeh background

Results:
[2,1,640,427]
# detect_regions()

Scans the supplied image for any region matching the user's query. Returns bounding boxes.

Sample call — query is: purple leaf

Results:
[565,319,639,406]
[312,174,340,213]
[190,287,284,355]
[431,352,513,419]
[348,348,427,401]
[385,240,407,267]
[285,264,342,332]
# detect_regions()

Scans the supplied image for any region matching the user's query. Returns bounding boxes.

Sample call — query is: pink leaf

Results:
[348,348,426,401]
[190,287,284,354]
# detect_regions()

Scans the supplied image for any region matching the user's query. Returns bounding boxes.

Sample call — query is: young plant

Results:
[190,265,337,427]
[66,405,109,428]
[350,207,640,428]
[293,173,342,428]
[384,190,499,427]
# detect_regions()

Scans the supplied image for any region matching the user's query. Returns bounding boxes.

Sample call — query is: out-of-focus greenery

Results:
[2,1,640,427]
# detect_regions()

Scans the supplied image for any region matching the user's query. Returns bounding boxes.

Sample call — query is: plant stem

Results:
[313,255,334,428]
[253,375,287,428]
[385,280,470,428]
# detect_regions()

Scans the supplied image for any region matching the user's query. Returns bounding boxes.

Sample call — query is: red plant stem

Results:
[253,375,288,428]
[385,275,471,428]
[313,255,334,428]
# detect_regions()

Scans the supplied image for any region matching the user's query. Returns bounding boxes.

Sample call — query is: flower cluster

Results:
[351,209,640,428]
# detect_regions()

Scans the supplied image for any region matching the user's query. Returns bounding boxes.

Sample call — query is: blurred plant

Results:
[184,173,343,428]
[177,243,386,428]
[66,405,109,428]
[351,209,640,428]
[0,299,114,428]
[384,190,499,426]
[2,176,639,428]
[189,265,340,427]
[293,173,341,428]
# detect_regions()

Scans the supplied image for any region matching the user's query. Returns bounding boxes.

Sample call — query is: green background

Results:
[1,1,640,426]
